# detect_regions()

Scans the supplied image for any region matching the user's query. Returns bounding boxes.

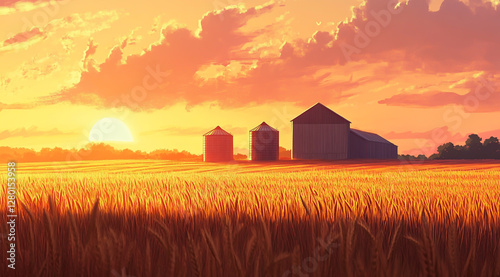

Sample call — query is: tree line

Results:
[0,144,293,163]
[0,143,203,163]
[399,134,500,160]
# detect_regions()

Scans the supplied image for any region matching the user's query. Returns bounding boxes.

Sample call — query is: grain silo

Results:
[249,122,279,161]
[291,103,350,160]
[203,126,233,162]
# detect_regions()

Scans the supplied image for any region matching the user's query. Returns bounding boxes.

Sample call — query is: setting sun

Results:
[89,118,133,142]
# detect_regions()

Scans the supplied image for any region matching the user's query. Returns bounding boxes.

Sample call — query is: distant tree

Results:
[436,142,457,159]
[279,147,291,160]
[453,145,465,158]
[430,133,500,159]
[119,148,136,159]
[22,149,38,162]
[465,134,483,159]
[149,149,201,161]
[86,143,116,160]
[428,153,440,160]
[234,153,247,160]
[483,136,500,159]
[398,154,427,161]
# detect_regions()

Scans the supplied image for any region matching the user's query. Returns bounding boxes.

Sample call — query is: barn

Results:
[349,129,398,159]
[291,103,398,160]
[291,103,351,160]
[203,126,233,162]
[249,122,279,161]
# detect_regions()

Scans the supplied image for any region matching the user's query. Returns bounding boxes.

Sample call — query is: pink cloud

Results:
[277,0,500,72]
[2,27,44,46]
[26,0,500,112]
[476,128,500,141]
[57,4,331,110]
[378,73,500,112]
[385,126,464,145]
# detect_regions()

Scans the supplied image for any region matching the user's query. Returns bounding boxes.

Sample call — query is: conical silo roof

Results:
[203,126,232,136]
[249,122,278,132]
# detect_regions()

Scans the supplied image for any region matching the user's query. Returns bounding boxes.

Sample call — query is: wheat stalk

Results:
[203,229,222,267]
[187,234,201,277]
[43,209,61,276]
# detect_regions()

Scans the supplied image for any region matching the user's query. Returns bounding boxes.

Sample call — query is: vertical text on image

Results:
[6,161,17,270]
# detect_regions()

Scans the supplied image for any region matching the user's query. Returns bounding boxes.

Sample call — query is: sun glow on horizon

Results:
[89,118,134,143]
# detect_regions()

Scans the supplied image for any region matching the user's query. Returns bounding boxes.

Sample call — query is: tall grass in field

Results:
[1,163,500,276]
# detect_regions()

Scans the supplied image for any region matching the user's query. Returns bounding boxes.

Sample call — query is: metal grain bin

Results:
[249,122,279,161]
[203,126,233,162]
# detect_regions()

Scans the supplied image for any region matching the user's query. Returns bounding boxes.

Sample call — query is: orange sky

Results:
[1,0,499,156]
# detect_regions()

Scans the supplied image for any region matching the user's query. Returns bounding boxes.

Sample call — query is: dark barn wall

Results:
[349,132,398,159]
[203,136,233,162]
[348,131,366,159]
[250,131,279,161]
[292,123,350,160]
[365,141,397,159]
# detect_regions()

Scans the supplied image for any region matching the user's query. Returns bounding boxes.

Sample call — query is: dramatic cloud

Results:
[379,73,500,112]
[56,4,285,110]
[32,0,500,112]
[0,126,75,141]
[297,0,500,71]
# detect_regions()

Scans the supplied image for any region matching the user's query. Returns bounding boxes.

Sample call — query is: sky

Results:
[1,0,499,156]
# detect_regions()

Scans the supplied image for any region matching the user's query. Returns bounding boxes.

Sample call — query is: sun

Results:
[89,118,133,142]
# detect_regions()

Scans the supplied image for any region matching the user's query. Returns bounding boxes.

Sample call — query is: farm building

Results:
[249,122,279,161]
[291,103,351,160]
[203,126,233,162]
[291,103,397,160]
[349,129,398,159]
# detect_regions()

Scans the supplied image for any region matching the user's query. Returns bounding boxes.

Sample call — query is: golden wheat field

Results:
[1,160,500,277]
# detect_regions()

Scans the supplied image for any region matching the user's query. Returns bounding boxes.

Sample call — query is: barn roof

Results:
[203,126,232,136]
[250,122,278,132]
[350,129,396,145]
[291,103,351,124]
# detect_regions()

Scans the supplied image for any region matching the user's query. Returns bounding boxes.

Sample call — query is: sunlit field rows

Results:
[1,160,500,276]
